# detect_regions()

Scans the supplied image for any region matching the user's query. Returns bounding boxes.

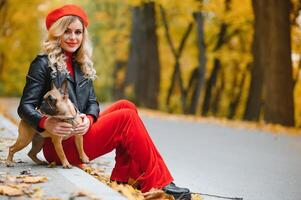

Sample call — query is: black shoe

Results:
[162,182,191,200]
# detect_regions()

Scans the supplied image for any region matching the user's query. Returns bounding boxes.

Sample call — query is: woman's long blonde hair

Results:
[42,16,96,80]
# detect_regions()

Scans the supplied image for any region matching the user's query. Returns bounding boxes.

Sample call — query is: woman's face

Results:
[60,18,83,53]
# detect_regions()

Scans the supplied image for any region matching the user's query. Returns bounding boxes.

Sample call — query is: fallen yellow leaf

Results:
[192,193,202,200]
[70,190,100,200]
[143,189,173,200]
[109,181,143,200]
[20,176,48,184]
[83,166,94,174]
[29,187,44,198]
[0,185,23,196]
[9,183,30,190]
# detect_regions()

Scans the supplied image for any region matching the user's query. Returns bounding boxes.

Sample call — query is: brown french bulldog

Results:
[6,80,89,168]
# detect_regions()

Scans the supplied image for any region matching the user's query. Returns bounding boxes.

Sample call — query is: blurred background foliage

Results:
[0,0,300,127]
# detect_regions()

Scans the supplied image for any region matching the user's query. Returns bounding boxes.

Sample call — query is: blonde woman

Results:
[18,4,191,199]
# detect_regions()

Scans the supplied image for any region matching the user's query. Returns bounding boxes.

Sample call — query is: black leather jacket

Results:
[18,54,100,132]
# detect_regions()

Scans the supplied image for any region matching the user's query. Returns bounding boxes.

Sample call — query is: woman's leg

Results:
[43,102,173,192]
[98,99,142,183]
[89,108,174,192]
[100,99,138,116]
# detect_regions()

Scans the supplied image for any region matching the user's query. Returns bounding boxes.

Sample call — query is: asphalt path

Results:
[143,115,301,200]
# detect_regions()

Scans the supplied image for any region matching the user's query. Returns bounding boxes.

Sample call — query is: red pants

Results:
[42,100,173,192]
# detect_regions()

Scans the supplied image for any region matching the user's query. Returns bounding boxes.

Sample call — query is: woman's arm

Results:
[17,55,50,132]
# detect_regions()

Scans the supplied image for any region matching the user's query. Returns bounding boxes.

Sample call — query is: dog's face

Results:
[40,80,70,116]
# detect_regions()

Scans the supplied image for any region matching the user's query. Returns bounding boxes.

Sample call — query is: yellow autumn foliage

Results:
[0,0,300,126]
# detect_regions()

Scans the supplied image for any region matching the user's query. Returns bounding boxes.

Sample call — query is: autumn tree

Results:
[126,2,161,109]
[201,0,232,116]
[124,6,141,100]
[0,0,44,96]
[0,0,8,78]
[187,11,207,114]
[161,4,194,112]
[251,0,295,126]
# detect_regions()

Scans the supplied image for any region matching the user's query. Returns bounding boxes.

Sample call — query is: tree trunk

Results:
[202,58,222,116]
[188,11,207,114]
[0,0,6,12]
[253,0,294,126]
[243,3,265,121]
[211,68,225,115]
[0,0,7,78]
[201,0,231,116]
[134,2,160,109]
[160,5,193,112]
[112,60,126,100]
[228,68,247,119]
[125,7,142,95]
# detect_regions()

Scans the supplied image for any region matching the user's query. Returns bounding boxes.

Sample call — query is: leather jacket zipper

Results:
[78,79,88,88]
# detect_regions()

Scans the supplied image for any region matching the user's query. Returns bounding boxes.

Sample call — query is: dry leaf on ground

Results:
[143,189,174,200]
[109,181,143,200]
[192,193,202,200]
[29,187,44,198]
[0,185,23,196]
[83,166,94,174]
[69,190,100,200]
[45,198,62,200]
[19,175,48,184]
[9,183,31,190]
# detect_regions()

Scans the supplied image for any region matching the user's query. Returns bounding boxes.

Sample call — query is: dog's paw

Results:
[62,163,72,169]
[81,155,90,164]
[31,158,48,165]
[38,161,48,165]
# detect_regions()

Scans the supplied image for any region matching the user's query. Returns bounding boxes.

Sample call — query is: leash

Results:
[190,192,243,200]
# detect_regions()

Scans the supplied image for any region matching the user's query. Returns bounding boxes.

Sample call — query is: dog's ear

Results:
[60,79,69,100]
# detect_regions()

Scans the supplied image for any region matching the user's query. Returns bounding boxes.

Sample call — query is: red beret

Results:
[45,4,88,30]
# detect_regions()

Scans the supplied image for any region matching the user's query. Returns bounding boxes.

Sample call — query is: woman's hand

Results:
[73,113,90,135]
[44,117,73,136]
